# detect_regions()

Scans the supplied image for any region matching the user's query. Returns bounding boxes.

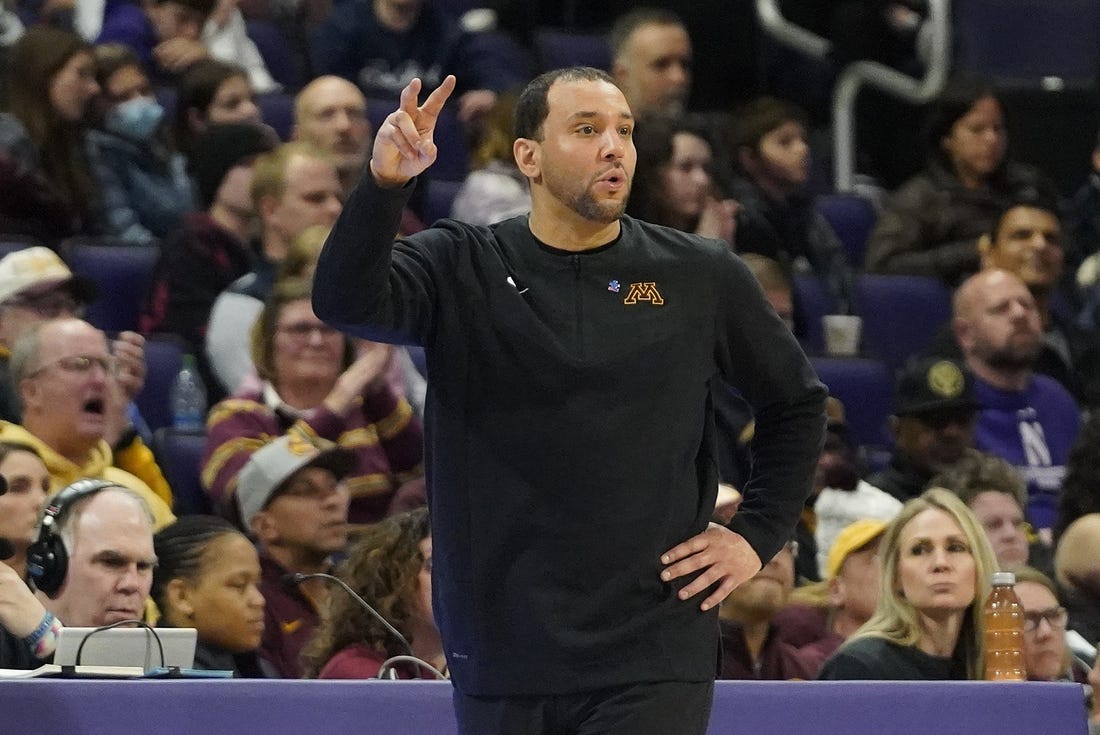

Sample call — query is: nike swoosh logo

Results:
[281,619,303,635]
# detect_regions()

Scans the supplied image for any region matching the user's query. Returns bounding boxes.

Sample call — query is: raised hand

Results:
[370,75,458,189]
[322,341,394,416]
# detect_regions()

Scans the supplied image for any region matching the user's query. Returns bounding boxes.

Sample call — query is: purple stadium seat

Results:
[256,91,295,141]
[246,19,301,91]
[810,356,894,450]
[62,240,159,334]
[793,274,837,356]
[136,337,184,434]
[816,193,877,269]
[153,427,211,516]
[855,274,953,374]
[953,0,1100,88]
[423,179,464,224]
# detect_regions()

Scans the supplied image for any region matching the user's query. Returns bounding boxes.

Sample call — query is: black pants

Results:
[453,680,714,735]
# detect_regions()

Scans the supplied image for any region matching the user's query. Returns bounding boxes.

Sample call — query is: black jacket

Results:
[313,176,827,696]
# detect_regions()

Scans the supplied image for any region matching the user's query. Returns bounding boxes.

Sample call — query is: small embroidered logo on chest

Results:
[622,282,664,305]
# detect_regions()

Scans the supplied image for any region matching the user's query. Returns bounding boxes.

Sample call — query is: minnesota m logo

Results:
[623,282,664,305]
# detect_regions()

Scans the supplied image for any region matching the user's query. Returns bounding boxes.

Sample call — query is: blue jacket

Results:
[87,129,195,245]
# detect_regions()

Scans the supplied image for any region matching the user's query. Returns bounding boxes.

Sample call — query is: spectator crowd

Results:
[0,2,1099,729]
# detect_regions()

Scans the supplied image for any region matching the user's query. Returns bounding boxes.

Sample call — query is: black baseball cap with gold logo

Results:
[894,357,978,417]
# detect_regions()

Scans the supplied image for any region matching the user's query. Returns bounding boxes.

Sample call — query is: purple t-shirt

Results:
[973,374,1080,532]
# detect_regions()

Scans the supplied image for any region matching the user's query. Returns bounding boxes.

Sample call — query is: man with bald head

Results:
[953,268,1080,542]
[610,8,694,118]
[292,76,424,235]
[0,318,174,528]
[294,76,373,194]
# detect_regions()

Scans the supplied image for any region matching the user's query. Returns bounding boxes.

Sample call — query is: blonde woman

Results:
[818,488,997,680]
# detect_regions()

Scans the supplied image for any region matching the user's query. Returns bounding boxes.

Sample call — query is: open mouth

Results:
[597,170,626,191]
[82,397,106,415]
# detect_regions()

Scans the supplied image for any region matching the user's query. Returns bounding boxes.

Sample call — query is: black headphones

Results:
[26,479,126,597]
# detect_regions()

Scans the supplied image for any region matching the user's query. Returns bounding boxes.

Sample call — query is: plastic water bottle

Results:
[170,354,207,431]
[983,571,1026,680]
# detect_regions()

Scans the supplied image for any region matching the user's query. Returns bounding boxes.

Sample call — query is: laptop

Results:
[54,627,198,671]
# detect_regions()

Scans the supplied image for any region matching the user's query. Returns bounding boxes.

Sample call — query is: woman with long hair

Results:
[627,113,737,246]
[818,487,997,680]
[172,58,261,157]
[866,76,1058,286]
[0,26,103,243]
[152,514,269,676]
[301,507,443,679]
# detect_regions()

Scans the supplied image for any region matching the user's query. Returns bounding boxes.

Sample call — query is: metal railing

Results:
[755,0,953,192]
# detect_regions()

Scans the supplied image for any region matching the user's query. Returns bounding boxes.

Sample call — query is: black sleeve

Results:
[312,175,441,345]
[715,248,828,566]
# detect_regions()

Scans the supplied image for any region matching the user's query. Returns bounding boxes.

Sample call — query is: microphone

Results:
[282,571,412,654]
[281,572,446,680]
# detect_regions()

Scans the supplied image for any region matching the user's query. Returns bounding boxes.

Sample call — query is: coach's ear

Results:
[514,138,541,182]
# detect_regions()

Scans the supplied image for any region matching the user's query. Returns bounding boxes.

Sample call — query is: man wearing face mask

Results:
[86,43,195,246]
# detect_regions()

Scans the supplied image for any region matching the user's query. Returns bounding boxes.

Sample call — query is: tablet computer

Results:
[54,627,197,671]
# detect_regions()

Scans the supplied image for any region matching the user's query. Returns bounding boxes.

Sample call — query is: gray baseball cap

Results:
[235,432,356,525]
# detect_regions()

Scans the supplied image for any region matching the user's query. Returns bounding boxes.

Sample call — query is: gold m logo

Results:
[623,282,664,305]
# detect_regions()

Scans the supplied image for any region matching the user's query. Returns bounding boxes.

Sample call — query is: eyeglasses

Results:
[4,293,83,319]
[26,354,117,379]
[1022,607,1068,633]
[276,322,339,341]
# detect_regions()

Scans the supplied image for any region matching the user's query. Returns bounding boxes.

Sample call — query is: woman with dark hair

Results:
[0,26,103,244]
[172,58,261,157]
[627,113,737,246]
[200,277,425,526]
[865,76,1058,286]
[88,43,195,245]
[818,488,997,680]
[152,514,270,676]
[301,507,443,679]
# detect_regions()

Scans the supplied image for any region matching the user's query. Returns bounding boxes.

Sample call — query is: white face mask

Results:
[104,96,165,141]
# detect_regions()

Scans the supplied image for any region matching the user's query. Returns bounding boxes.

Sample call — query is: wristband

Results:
[22,611,62,659]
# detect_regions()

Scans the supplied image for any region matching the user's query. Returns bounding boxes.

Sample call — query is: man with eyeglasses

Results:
[0,248,170,505]
[869,357,980,504]
[0,247,98,423]
[234,430,355,678]
[0,318,174,528]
